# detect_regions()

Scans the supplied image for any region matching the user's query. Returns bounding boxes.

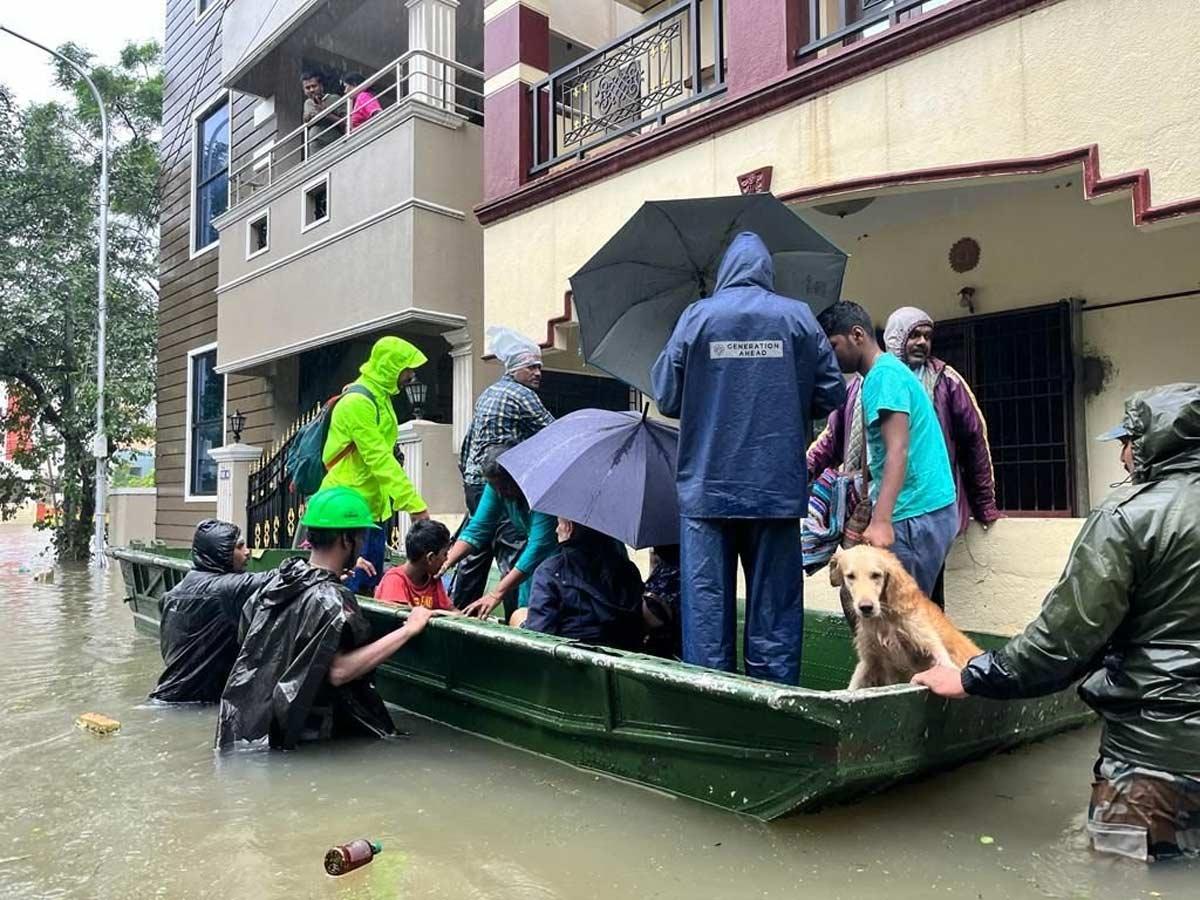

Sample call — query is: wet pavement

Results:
[0,524,1194,898]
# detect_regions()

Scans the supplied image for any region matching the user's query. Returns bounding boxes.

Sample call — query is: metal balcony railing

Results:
[530,0,725,175]
[230,49,484,208]
[796,0,954,61]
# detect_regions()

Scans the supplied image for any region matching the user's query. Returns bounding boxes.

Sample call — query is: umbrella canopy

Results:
[571,193,847,395]
[498,408,680,549]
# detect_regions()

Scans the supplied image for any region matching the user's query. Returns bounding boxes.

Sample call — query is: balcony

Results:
[212,52,483,377]
[794,0,955,62]
[530,0,726,174]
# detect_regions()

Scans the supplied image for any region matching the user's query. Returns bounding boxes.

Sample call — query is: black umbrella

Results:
[570,193,847,395]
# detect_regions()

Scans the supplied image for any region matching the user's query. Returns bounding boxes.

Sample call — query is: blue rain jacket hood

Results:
[650,232,846,518]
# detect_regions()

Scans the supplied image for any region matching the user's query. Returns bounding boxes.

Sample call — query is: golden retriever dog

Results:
[829,545,982,690]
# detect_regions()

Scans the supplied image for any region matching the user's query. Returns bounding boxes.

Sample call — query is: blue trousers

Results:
[342,521,387,596]
[889,502,958,597]
[680,517,804,685]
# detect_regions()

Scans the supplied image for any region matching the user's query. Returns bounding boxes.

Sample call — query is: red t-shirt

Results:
[374,566,454,610]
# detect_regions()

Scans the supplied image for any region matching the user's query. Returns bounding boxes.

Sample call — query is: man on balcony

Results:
[321,336,431,595]
[651,232,846,686]
[451,327,554,614]
[302,71,341,155]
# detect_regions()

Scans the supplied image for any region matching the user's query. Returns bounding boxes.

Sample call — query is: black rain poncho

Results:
[963,383,1200,776]
[149,520,272,703]
[215,556,396,749]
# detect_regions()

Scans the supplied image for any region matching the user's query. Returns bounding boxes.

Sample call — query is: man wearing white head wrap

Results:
[450,327,555,614]
[882,306,1002,606]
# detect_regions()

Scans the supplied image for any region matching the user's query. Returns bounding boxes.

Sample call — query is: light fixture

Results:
[404,379,428,419]
[228,408,246,443]
[812,197,875,218]
[958,286,977,315]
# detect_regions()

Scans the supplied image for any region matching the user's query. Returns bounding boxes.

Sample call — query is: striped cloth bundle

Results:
[801,468,862,575]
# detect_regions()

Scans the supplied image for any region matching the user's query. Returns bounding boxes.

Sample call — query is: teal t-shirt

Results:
[861,353,956,522]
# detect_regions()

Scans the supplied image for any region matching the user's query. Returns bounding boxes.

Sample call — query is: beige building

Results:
[477,0,1200,627]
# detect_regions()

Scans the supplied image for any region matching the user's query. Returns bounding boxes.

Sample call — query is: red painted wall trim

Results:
[475,0,1061,226]
[778,144,1200,228]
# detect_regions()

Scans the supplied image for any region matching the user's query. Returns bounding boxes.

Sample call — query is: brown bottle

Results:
[324,839,382,876]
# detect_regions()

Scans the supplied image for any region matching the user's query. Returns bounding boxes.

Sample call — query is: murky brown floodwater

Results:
[1,524,1195,899]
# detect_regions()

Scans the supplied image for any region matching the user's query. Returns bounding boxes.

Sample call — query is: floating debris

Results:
[75,713,121,735]
[978,835,995,846]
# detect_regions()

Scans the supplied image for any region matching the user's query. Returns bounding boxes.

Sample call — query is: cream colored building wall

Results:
[1082,296,1200,495]
[485,0,1200,341]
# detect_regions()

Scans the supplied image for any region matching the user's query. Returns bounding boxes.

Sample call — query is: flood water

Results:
[1,524,1195,899]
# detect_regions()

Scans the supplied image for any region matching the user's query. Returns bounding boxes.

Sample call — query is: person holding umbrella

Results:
[650,231,846,685]
[439,444,559,619]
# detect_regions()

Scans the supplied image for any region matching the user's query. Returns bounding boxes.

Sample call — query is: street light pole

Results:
[1,25,110,567]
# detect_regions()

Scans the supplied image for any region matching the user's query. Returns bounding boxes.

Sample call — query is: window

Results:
[186,345,225,499]
[302,173,330,230]
[538,371,637,419]
[246,209,270,258]
[196,0,218,20]
[935,303,1076,515]
[192,97,230,255]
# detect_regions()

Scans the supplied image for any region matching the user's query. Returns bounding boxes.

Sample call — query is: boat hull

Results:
[113,547,1094,819]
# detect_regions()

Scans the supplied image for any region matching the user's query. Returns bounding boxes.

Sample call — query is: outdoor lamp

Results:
[228,409,246,443]
[404,379,428,419]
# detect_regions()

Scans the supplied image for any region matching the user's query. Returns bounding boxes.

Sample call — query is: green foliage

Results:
[0,43,161,560]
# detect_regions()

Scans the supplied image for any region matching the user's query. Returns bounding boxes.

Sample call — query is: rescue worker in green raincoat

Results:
[914,383,1200,862]
[321,336,430,593]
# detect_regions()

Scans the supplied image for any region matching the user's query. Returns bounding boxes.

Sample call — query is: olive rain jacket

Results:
[963,383,1200,776]
[150,520,272,703]
[215,556,396,749]
[320,337,428,521]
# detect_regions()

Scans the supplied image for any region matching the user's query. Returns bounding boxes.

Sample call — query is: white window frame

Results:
[246,208,271,260]
[194,0,221,24]
[184,342,227,503]
[189,89,232,260]
[300,171,332,233]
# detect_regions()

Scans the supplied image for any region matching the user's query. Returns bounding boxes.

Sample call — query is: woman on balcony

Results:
[343,72,382,131]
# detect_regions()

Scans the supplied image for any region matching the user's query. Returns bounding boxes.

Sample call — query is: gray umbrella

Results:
[570,193,847,395]
[498,408,680,549]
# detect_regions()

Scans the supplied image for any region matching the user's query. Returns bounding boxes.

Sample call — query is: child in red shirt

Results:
[375,519,456,611]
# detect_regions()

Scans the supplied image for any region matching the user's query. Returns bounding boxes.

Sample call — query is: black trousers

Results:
[449,481,526,620]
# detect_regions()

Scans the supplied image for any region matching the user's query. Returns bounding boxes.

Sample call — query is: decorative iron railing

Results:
[795,0,953,61]
[529,0,724,175]
[230,49,484,209]
[246,408,315,550]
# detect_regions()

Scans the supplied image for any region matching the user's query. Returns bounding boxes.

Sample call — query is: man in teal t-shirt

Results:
[817,301,958,594]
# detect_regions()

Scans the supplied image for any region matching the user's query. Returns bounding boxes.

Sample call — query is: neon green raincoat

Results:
[320,337,429,521]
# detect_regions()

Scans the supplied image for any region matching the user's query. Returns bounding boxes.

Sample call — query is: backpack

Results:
[285,384,379,496]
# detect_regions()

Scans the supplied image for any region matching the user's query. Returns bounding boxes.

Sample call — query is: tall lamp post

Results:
[1,24,110,567]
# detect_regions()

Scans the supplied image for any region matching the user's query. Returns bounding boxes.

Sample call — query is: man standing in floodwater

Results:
[651,231,845,685]
[914,383,1200,862]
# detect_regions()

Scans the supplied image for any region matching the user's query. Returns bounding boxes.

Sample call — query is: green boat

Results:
[113,545,1093,820]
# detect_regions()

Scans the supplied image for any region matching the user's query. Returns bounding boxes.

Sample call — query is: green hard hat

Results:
[300,487,380,531]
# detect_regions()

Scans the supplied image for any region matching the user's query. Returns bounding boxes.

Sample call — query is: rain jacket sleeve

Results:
[515,510,558,576]
[810,332,848,421]
[943,365,1001,524]
[962,507,1136,699]
[332,392,426,516]
[523,559,564,634]
[650,311,690,419]
[458,483,504,551]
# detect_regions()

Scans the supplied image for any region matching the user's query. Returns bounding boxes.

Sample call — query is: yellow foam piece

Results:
[75,713,121,735]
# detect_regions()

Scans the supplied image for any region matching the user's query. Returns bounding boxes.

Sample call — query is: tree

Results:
[0,43,161,561]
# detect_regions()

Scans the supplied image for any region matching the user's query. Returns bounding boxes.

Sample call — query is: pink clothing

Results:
[349,90,382,129]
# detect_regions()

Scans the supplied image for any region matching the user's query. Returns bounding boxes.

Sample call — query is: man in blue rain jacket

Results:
[651,231,846,684]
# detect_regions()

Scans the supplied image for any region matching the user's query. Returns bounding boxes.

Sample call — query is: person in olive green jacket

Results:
[914,383,1200,862]
[321,336,430,593]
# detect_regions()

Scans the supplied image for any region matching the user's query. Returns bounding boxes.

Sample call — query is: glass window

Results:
[194,99,229,251]
[189,348,224,497]
[197,0,214,16]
